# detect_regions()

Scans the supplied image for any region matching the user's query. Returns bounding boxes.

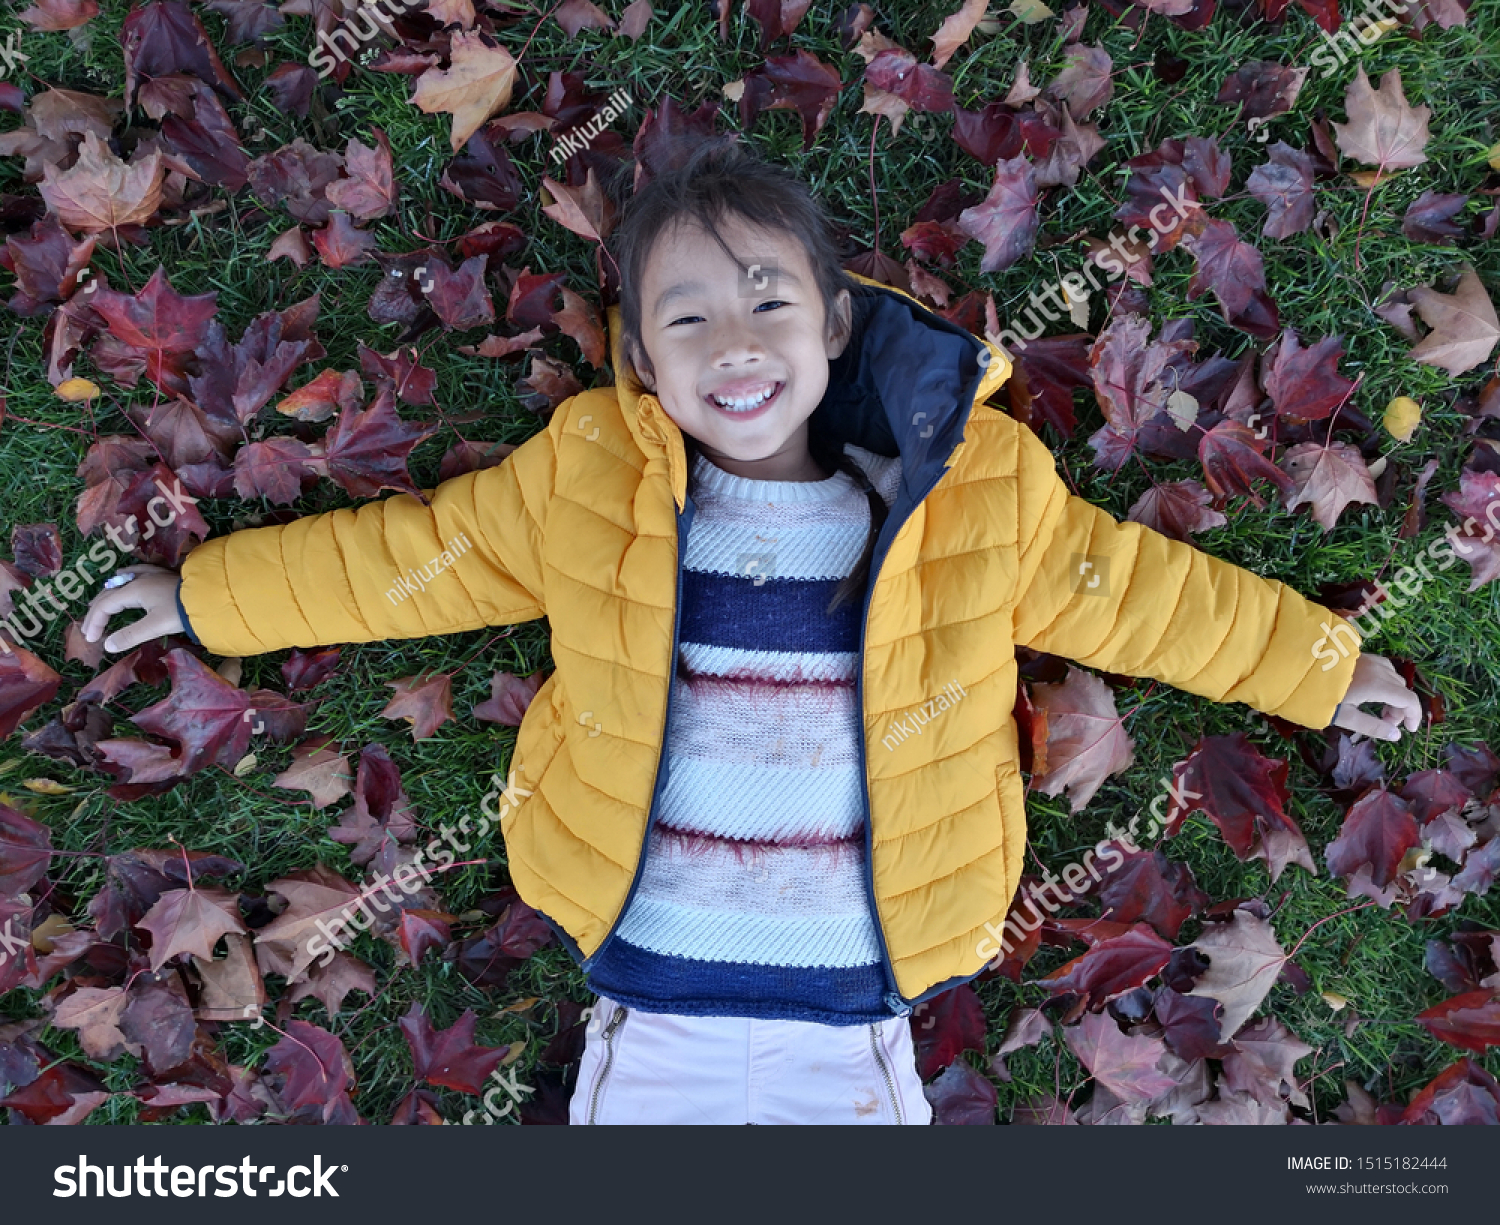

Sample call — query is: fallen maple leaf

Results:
[275,368,362,423]
[138,884,247,970]
[19,0,100,29]
[319,383,438,499]
[930,0,987,68]
[273,741,353,809]
[1127,479,1227,542]
[422,254,496,331]
[554,287,606,367]
[736,50,844,151]
[51,986,138,1060]
[1405,266,1500,377]
[411,31,518,153]
[1168,734,1314,881]
[382,673,454,742]
[1261,329,1356,421]
[956,156,1039,273]
[473,669,545,725]
[1046,42,1113,120]
[89,266,219,395]
[1326,788,1421,891]
[1416,990,1500,1054]
[39,131,165,235]
[539,171,616,244]
[0,644,63,741]
[193,932,266,1021]
[1186,910,1287,1043]
[313,211,379,270]
[1180,218,1271,325]
[1245,142,1315,239]
[131,649,305,774]
[262,1019,356,1123]
[1280,440,1379,532]
[324,129,397,219]
[1028,667,1135,813]
[1215,61,1307,121]
[1063,1012,1178,1105]
[398,1002,509,1094]
[255,865,362,983]
[1330,65,1430,179]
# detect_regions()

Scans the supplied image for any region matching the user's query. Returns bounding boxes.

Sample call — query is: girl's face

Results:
[631,214,852,482]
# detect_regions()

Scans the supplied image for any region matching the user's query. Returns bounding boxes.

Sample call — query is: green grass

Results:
[1,0,1497,1124]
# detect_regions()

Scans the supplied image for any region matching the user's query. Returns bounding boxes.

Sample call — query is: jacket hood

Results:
[605,274,1014,510]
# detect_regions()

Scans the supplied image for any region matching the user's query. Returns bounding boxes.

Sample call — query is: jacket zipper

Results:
[586,1005,629,1124]
[580,494,696,972]
[856,454,964,1018]
[869,1023,905,1125]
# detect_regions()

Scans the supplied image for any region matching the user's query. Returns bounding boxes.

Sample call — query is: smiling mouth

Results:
[705,380,784,415]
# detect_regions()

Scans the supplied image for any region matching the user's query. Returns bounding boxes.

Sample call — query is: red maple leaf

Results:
[1418,991,1500,1054]
[1261,329,1357,422]
[318,383,437,499]
[738,50,843,150]
[0,641,62,739]
[88,268,216,394]
[1040,924,1176,1022]
[0,802,53,896]
[1325,788,1421,890]
[398,1002,510,1094]
[382,673,454,741]
[130,648,305,775]
[911,984,986,1080]
[262,1019,356,1122]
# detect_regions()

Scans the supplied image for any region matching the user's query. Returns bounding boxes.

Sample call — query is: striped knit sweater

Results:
[585,442,903,1025]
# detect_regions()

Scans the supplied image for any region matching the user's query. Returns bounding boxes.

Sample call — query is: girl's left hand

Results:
[1329,653,1423,742]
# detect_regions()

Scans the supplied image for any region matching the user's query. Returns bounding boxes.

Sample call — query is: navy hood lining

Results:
[810,284,989,495]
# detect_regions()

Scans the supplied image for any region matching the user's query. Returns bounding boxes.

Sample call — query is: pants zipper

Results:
[869,1023,905,1125]
[586,1005,628,1124]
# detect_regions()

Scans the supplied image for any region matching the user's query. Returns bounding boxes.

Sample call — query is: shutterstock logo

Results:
[54,1156,346,1198]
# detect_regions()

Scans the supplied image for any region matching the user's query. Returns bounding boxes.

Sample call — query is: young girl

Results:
[83,140,1421,1125]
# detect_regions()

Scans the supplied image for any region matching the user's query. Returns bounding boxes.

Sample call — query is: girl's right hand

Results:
[80,564,187,653]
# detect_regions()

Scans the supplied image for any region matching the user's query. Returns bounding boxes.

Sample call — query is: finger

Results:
[102,615,156,655]
[1374,679,1423,732]
[1338,706,1400,742]
[80,587,149,642]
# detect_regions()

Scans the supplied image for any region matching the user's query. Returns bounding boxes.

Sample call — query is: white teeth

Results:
[711,384,777,411]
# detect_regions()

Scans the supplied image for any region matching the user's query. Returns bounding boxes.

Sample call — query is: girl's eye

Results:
[667,315,703,326]
[754,300,787,312]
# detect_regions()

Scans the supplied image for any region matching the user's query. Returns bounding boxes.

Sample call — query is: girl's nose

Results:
[709,322,766,368]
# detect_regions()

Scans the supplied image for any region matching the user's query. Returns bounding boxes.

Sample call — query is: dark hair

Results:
[606,138,886,614]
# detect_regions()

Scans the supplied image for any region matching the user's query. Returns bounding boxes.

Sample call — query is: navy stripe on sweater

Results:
[678,569,864,654]
[586,939,891,1025]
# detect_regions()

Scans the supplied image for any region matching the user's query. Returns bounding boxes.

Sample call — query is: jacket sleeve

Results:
[178,416,559,657]
[1007,415,1362,730]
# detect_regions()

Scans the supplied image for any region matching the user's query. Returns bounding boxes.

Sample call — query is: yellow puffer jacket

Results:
[179,277,1361,1011]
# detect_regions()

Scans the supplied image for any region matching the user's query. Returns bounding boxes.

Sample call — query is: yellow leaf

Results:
[31,914,75,953]
[1320,991,1348,1012]
[55,377,100,401]
[500,1038,527,1065]
[1486,140,1500,171]
[1009,0,1054,22]
[22,778,73,795]
[1383,395,1421,442]
[721,79,745,103]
